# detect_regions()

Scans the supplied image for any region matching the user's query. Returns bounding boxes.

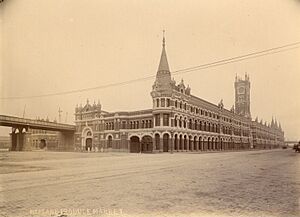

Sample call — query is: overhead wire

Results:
[1,41,299,100]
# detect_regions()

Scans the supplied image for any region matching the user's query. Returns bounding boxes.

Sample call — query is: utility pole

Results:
[58,107,63,123]
[22,104,26,118]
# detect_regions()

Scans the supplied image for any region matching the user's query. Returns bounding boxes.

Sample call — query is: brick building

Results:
[74,37,284,153]
[29,128,60,150]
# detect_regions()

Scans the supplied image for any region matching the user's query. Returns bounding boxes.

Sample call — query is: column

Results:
[152,137,156,152]
[169,136,174,153]
[160,137,163,152]
[190,139,194,152]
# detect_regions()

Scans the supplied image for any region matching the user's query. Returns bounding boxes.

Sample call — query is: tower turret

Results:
[151,31,173,98]
[234,73,251,118]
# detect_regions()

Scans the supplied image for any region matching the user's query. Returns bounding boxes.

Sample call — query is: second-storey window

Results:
[155,114,160,126]
[163,114,169,126]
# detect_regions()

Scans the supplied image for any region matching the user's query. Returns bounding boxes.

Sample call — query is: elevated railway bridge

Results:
[0,115,75,151]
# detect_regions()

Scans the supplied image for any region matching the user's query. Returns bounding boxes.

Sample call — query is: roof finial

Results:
[162,29,166,47]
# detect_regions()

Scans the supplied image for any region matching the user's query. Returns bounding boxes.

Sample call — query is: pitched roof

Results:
[157,37,170,73]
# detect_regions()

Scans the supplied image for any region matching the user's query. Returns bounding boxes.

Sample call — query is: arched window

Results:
[155,114,160,126]
[107,135,112,148]
[167,99,170,107]
[163,114,169,126]
[141,120,144,128]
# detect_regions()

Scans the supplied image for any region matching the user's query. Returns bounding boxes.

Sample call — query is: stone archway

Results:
[163,134,169,152]
[179,135,183,151]
[82,127,93,151]
[85,138,92,151]
[184,135,187,150]
[174,134,178,151]
[194,136,198,151]
[130,136,140,153]
[141,135,153,153]
[107,135,113,148]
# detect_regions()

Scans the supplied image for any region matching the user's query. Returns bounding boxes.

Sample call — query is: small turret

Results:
[151,31,173,96]
[97,100,102,112]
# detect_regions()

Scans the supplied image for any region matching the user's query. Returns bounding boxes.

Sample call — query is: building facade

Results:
[74,37,284,153]
[29,128,60,151]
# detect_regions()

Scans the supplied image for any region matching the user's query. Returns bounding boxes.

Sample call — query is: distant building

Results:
[74,36,284,153]
[0,136,11,149]
[29,128,60,150]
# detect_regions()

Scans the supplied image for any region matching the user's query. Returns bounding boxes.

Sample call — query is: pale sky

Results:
[0,0,300,140]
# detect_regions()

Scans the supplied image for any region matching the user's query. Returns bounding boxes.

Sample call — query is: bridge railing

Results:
[0,115,75,130]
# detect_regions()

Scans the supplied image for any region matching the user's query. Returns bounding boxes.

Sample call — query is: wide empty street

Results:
[0,149,299,217]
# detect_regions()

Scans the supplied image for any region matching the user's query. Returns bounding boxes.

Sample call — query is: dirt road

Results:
[0,149,299,217]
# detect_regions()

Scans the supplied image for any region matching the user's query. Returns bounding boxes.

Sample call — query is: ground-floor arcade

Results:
[75,127,256,153]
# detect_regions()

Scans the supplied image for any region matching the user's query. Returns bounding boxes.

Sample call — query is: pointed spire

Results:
[157,30,170,74]
[163,30,166,47]
[275,118,278,128]
[279,122,282,130]
[271,116,274,127]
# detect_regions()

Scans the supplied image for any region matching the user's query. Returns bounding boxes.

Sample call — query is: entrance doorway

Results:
[141,136,153,153]
[130,136,140,153]
[163,134,169,152]
[85,138,92,151]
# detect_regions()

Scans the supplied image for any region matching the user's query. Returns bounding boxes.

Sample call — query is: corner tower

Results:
[151,33,174,97]
[235,73,251,118]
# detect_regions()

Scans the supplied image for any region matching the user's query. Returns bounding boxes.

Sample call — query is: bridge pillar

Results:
[10,127,32,151]
[57,131,74,151]
[10,128,18,151]
[22,130,32,151]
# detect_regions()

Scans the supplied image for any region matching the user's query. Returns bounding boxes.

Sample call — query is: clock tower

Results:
[234,73,251,118]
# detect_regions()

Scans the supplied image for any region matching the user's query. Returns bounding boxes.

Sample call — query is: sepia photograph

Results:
[0,0,300,216]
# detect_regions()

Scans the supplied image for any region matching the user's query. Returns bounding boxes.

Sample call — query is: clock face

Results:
[238,86,245,94]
